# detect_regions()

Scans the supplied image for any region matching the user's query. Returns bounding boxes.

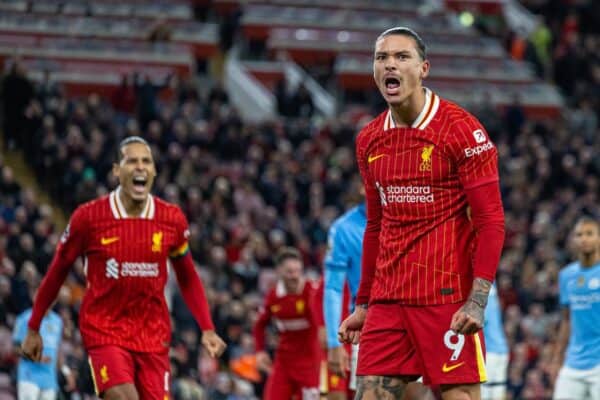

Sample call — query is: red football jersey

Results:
[253,279,321,362]
[51,189,191,352]
[356,89,499,305]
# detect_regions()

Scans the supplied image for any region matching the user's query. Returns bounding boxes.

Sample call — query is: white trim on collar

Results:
[275,278,306,298]
[384,88,439,131]
[109,187,155,219]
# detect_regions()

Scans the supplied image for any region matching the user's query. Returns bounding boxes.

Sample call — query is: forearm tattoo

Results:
[463,277,492,328]
[470,277,491,308]
[355,376,406,400]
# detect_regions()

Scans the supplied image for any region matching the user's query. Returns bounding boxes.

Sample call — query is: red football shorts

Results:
[357,302,487,385]
[264,356,320,400]
[87,345,171,399]
[323,343,356,394]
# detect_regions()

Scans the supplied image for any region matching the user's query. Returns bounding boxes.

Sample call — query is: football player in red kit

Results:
[21,136,226,399]
[253,247,322,400]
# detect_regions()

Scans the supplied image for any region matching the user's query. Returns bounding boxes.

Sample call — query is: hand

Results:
[256,351,272,374]
[338,306,367,345]
[328,346,349,378]
[20,329,43,362]
[201,330,227,358]
[450,278,491,335]
[450,299,484,334]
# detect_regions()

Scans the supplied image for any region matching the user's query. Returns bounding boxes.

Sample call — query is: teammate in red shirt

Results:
[338,28,505,400]
[20,136,226,399]
[253,247,322,400]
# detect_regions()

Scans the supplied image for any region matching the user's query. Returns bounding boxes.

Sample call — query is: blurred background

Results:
[0,0,598,399]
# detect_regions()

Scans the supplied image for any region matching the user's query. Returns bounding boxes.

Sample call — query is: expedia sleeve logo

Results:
[472,129,487,143]
[464,142,494,158]
[464,129,494,157]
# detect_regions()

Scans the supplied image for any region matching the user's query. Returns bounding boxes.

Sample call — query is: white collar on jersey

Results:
[275,278,306,298]
[384,87,440,131]
[109,186,155,219]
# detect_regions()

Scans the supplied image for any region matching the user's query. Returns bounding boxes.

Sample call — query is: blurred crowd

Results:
[1,1,599,399]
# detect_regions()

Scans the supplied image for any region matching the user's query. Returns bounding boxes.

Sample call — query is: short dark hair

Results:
[115,136,151,162]
[274,246,302,267]
[574,216,600,231]
[376,27,427,61]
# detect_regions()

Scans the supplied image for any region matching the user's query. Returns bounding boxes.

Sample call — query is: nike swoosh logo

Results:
[367,154,386,163]
[101,237,119,245]
[442,362,465,373]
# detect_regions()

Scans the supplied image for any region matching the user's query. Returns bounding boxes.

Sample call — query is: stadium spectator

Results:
[0,59,35,151]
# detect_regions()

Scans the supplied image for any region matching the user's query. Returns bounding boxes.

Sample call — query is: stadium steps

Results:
[0,137,68,231]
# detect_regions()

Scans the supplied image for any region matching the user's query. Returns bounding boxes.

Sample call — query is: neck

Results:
[580,253,600,268]
[118,189,146,217]
[389,87,426,127]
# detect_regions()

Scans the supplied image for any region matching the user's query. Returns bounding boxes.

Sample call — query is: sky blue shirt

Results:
[483,283,508,355]
[323,204,366,348]
[559,260,600,370]
[13,309,62,390]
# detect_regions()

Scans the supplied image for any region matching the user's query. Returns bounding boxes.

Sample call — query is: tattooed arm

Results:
[450,277,492,335]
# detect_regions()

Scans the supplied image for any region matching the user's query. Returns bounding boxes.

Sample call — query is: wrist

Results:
[468,297,485,308]
[356,303,368,310]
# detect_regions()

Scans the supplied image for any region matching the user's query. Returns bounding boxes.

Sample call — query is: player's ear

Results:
[112,163,120,179]
[420,59,430,80]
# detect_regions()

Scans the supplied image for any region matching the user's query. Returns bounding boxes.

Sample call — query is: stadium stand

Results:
[1,0,598,398]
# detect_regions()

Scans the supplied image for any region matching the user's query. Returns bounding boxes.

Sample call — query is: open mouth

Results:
[384,77,400,94]
[132,176,147,194]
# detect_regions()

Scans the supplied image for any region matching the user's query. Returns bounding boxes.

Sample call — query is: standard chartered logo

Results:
[375,182,434,205]
[105,258,159,279]
[106,258,119,279]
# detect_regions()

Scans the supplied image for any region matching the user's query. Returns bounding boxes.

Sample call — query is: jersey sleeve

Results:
[449,115,499,190]
[57,206,89,261]
[29,206,88,330]
[355,130,382,305]
[253,293,273,352]
[169,207,190,259]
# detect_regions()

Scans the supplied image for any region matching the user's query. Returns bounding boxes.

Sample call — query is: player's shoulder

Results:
[264,286,278,303]
[306,278,321,292]
[72,195,109,219]
[560,261,581,277]
[356,111,387,145]
[438,97,483,130]
[153,196,185,219]
[333,205,361,231]
[435,97,492,148]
